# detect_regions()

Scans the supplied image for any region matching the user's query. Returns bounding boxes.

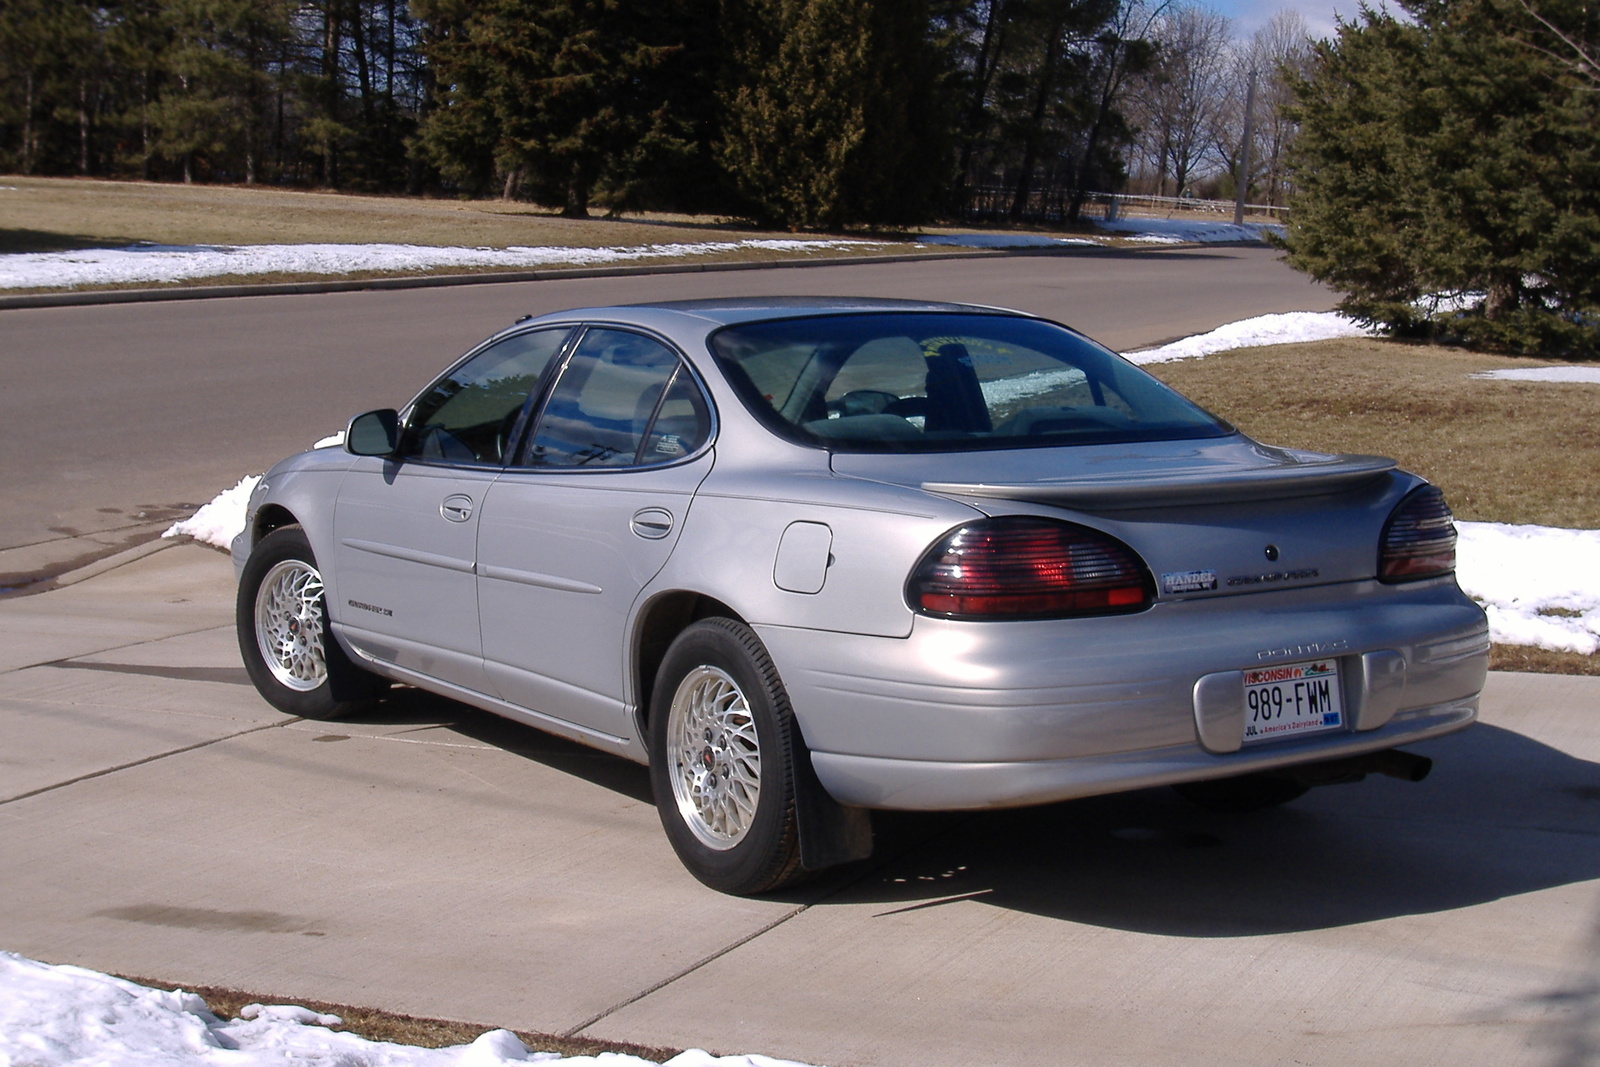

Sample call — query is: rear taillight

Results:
[1379,485,1457,582]
[908,517,1152,619]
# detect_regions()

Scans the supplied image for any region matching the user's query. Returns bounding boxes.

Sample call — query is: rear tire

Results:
[237,525,384,719]
[1173,774,1309,813]
[648,618,804,894]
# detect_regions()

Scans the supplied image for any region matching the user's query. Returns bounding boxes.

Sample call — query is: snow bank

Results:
[1095,217,1284,244]
[1124,311,1376,364]
[0,216,1297,291]
[916,233,1097,249]
[0,952,818,1067]
[1470,367,1600,384]
[164,475,260,550]
[1456,523,1600,655]
[0,239,884,290]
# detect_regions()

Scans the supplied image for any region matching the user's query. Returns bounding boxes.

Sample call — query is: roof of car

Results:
[521,296,1031,331]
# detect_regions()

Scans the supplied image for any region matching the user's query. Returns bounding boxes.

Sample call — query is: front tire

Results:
[237,525,382,719]
[648,618,804,894]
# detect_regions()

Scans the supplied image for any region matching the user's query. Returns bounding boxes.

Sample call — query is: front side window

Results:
[710,313,1230,452]
[521,328,710,468]
[403,327,570,465]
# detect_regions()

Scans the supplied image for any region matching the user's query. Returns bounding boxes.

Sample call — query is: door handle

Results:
[630,507,674,539]
[440,494,474,523]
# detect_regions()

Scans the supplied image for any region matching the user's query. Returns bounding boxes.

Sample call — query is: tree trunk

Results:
[1009,21,1064,222]
[323,3,343,187]
[79,79,91,175]
[22,71,35,175]
[1485,280,1518,321]
[563,160,590,218]
[351,2,376,130]
[955,0,1009,212]
[141,68,152,180]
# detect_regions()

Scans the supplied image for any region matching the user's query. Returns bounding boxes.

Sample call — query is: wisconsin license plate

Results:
[1241,660,1344,744]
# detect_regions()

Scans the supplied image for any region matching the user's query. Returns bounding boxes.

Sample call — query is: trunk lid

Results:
[831,435,1414,599]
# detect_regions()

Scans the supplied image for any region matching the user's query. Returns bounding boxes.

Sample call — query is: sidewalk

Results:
[1,545,1596,1067]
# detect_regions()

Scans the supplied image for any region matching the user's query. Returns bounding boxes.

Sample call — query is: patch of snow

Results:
[916,233,1098,249]
[1416,290,1484,316]
[1470,367,1600,384]
[981,366,1087,406]
[314,430,346,448]
[1094,217,1283,244]
[164,475,259,549]
[0,239,885,290]
[1456,522,1600,655]
[0,952,818,1067]
[1124,311,1376,364]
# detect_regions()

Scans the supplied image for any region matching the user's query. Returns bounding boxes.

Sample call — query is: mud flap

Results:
[791,726,873,871]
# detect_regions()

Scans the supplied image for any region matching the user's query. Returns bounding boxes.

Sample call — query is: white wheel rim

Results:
[667,665,761,850]
[254,559,329,693]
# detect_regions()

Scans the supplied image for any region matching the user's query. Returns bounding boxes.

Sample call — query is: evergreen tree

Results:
[719,0,951,229]
[1285,0,1600,356]
[416,0,695,215]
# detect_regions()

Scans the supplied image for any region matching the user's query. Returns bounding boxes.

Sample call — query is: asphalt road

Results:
[1,544,1596,1067]
[0,245,1332,577]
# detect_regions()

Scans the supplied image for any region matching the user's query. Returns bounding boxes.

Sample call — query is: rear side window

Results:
[521,328,710,468]
[710,313,1229,452]
[402,327,570,465]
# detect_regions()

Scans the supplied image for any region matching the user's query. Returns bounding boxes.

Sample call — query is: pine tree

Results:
[1285,0,1600,356]
[416,0,694,214]
[718,0,951,229]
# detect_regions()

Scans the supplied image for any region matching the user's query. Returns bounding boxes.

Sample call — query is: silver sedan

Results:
[233,298,1488,894]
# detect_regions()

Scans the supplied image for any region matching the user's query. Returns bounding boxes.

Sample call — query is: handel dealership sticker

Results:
[1161,569,1218,595]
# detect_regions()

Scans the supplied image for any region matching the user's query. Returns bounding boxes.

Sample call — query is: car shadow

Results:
[824,723,1600,936]
[337,685,655,805]
[338,691,1599,937]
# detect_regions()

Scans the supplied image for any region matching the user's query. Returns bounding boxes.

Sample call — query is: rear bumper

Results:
[808,696,1477,810]
[754,577,1488,811]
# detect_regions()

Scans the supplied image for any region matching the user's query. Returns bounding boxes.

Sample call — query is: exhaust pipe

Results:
[1282,748,1433,789]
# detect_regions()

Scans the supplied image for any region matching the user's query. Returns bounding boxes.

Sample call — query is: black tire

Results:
[237,525,384,719]
[648,617,804,894]
[1173,774,1310,813]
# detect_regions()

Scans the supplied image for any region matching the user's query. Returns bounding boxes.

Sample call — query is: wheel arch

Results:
[630,589,740,737]
[251,504,300,544]
[631,592,873,875]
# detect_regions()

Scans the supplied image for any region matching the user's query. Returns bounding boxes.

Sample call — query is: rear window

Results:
[709,312,1230,452]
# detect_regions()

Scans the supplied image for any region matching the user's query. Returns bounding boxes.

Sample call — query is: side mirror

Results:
[346,409,400,456]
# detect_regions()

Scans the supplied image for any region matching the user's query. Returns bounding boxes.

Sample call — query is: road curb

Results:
[0,241,1224,311]
[51,537,182,587]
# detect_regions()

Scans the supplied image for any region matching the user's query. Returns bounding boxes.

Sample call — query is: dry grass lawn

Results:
[1148,337,1600,676]
[1147,337,1600,529]
[0,175,792,251]
[0,176,1123,291]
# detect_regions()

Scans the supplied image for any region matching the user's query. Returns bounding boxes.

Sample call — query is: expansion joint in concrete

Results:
[0,716,304,807]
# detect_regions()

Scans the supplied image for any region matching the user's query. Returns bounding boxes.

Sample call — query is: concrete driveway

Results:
[1,543,1597,1066]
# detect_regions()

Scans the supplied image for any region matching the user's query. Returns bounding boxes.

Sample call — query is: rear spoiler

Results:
[922,454,1397,510]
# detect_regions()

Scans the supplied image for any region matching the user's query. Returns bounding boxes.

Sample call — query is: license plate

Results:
[1241,660,1344,744]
